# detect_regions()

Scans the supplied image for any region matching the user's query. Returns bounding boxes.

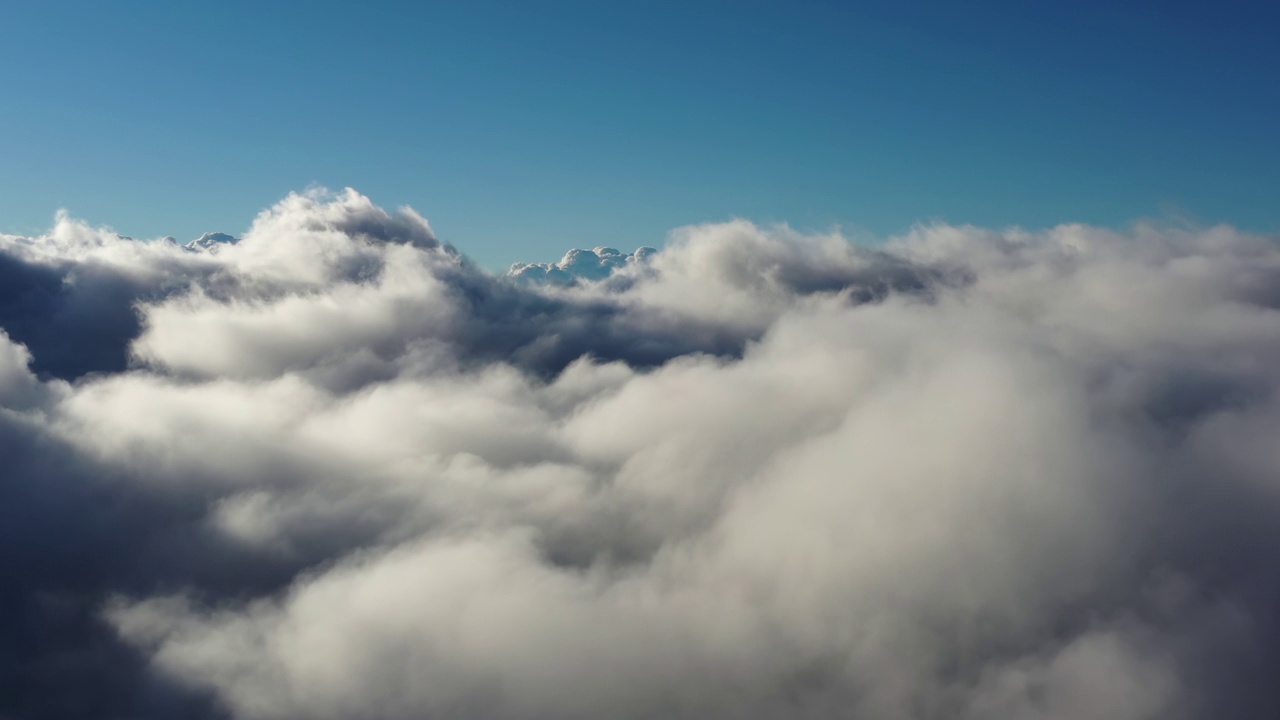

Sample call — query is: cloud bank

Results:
[2,188,1279,719]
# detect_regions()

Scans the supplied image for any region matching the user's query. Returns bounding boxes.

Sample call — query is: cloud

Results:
[508,245,657,285]
[184,232,240,252]
[1,189,1279,719]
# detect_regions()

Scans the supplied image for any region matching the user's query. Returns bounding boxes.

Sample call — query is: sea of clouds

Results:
[2,188,1279,719]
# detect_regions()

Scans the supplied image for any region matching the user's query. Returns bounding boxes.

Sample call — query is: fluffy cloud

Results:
[2,189,1279,719]
[508,245,657,285]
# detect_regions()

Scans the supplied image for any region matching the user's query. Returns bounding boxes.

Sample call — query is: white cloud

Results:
[1,189,1279,718]
[508,245,657,285]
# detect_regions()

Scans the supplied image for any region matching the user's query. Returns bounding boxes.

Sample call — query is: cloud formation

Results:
[2,189,1279,719]
[508,245,657,285]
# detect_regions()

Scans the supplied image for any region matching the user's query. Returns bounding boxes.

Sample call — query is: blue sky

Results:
[3,0,1277,269]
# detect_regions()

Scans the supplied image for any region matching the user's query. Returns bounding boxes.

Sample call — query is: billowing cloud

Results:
[1,189,1279,719]
[508,245,657,285]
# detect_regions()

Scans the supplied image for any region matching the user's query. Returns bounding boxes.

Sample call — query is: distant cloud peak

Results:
[184,231,240,251]
[508,245,658,284]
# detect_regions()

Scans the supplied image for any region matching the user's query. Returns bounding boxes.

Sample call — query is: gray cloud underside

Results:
[1,188,1279,719]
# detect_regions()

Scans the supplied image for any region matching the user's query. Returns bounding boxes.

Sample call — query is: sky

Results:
[3,0,1278,269]
[3,5,1280,715]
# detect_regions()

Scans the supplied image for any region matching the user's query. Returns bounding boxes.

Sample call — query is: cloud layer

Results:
[2,189,1279,719]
